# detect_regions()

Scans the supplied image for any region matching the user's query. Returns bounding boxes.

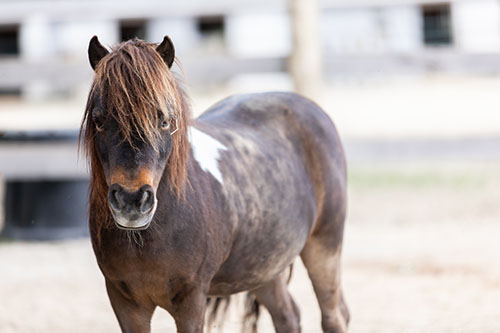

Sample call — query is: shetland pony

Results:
[81,35,349,333]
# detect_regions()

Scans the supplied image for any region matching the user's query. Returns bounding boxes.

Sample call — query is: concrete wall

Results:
[453,0,500,53]
[54,20,118,61]
[321,7,386,54]
[19,14,54,62]
[148,17,199,55]
[226,12,291,58]
[321,5,423,55]
[17,15,118,99]
[382,5,422,53]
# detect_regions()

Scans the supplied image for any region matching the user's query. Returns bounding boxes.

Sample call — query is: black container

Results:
[2,180,89,240]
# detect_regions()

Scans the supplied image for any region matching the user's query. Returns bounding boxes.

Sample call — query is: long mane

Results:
[79,39,191,241]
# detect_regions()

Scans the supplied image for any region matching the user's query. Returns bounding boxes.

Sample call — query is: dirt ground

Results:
[1,161,499,332]
[1,72,500,333]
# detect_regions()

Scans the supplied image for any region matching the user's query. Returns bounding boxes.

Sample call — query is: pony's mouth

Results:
[109,200,157,231]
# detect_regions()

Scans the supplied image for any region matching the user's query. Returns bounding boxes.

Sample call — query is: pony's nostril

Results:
[109,183,154,215]
[140,191,148,204]
[109,190,119,210]
[108,185,124,212]
[139,189,155,214]
[113,190,122,206]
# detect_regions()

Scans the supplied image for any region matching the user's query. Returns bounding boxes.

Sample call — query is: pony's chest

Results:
[97,249,174,297]
[97,247,161,281]
[97,247,207,308]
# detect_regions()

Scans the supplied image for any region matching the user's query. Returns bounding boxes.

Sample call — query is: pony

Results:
[81,35,349,333]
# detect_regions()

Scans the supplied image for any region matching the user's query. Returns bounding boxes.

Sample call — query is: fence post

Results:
[288,0,323,102]
[0,172,4,232]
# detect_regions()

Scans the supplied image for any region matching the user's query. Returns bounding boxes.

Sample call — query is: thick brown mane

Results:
[80,39,190,239]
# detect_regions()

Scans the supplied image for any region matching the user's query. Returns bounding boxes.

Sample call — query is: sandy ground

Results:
[1,162,499,332]
[1,77,500,331]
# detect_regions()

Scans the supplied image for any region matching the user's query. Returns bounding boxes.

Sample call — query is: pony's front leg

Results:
[168,286,208,333]
[105,280,155,333]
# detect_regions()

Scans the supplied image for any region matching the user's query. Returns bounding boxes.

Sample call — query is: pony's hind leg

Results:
[251,271,301,333]
[301,236,349,333]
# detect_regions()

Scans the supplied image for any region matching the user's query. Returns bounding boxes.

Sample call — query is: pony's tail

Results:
[206,296,231,332]
[244,293,261,333]
[207,294,260,333]
[206,294,261,333]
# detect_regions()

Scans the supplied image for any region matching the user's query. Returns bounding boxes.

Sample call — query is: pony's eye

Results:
[92,110,104,132]
[160,119,169,130]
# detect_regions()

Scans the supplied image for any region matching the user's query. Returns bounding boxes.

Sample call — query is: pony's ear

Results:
[156,35,175,68]
[88,36,109,71]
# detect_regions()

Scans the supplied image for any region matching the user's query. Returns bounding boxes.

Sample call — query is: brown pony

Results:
[81,35,349,333]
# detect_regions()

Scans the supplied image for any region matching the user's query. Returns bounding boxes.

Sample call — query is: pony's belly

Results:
[208,280,267,296]
[208,259,294,296]
[208,225,309,296]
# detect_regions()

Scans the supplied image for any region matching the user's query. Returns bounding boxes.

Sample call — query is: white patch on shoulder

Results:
[189,127,227,184]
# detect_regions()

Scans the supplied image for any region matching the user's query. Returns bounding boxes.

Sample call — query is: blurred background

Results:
[1,0,499,332]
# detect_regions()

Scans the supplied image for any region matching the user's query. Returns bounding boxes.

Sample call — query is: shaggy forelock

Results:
[89,39,181,150]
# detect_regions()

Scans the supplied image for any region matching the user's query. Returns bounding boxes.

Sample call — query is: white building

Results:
[1,0,500,99]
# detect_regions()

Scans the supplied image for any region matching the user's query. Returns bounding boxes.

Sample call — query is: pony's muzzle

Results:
[108,183,156,230]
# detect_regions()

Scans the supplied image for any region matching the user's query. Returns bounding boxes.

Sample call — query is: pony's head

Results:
[81,36,189,232]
